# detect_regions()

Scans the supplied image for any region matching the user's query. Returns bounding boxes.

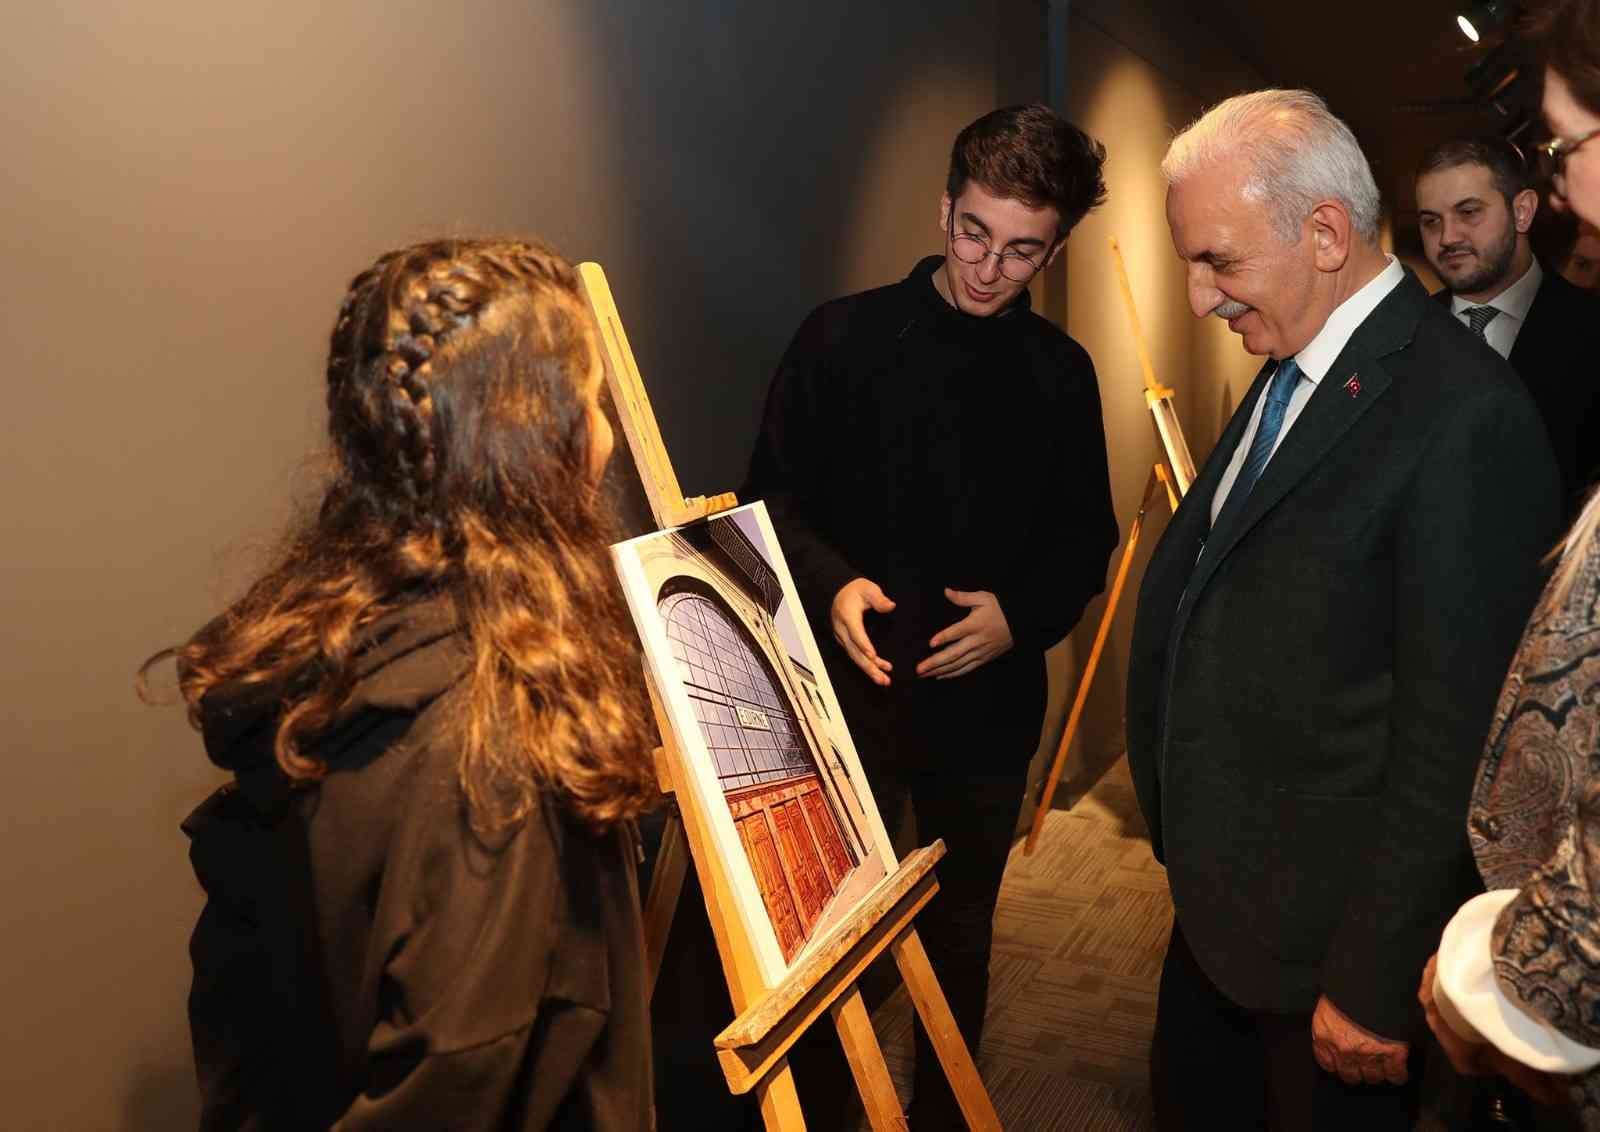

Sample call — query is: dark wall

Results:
[598,1,1043,497]
[0,1,1036,1124]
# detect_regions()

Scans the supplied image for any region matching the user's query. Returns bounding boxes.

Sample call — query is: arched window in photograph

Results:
[659,590,812,790]
[659,584,871,959]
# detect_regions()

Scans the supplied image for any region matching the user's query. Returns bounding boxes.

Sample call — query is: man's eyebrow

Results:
[958,212,993,238]
[1452,196,1487,210]
[957,211,1047,250]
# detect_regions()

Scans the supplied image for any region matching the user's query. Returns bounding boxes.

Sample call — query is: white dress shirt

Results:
[1449,256,1543,361]
[1210,256,1406,525]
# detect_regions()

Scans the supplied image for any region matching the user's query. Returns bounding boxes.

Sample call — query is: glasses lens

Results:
[999,255,1038,282]
[1536,142,1561,182]
[950,233,987,264]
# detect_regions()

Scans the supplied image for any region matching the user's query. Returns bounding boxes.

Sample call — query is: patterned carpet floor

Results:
[863,755,1170,1130]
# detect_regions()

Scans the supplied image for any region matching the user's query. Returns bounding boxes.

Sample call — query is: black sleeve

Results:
[742,308,865,610]
[996,343,1119,652]
[184,779,581,1132]
[1319,378,1561,1039]
[334,797,588,1131]
[186,786,347,1132]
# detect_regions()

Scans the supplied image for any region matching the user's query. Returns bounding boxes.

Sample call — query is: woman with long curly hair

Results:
[1419,3,1600,1126]
[145,238,656,1130]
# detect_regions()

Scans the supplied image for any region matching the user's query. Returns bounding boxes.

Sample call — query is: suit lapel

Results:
[1508,275,1571,389]
[1146,359,1273,606]
[1508,282,1542,374]
[1180,272,1426,616]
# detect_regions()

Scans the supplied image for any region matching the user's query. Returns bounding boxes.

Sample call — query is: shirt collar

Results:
[1449,255,1542,323]
[1292,255,1405,385]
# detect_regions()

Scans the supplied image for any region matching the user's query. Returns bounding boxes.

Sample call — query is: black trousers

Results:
[1150,921,1420,1132]
[790,738,1030,1131]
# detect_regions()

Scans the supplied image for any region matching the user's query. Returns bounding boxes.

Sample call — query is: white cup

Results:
[1432,966,1486,1046]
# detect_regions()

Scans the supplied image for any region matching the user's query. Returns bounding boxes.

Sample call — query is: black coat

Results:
[743,257,1118,769]
[183,598,651,1131]
[1126,271,1562,1039]
[1433,265,1600,513]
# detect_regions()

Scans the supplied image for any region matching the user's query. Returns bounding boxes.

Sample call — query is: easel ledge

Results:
[714,842,944,1090]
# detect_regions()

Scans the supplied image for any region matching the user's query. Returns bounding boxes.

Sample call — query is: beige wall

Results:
[1032,4,1269,787]
[1,2,1028,1126]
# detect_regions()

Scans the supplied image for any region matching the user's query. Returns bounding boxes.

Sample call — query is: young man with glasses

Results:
[743,104,1116,1130]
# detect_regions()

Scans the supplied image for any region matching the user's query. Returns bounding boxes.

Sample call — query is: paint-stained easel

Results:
[578,263,1003,1131]
[1026,237,1196,852]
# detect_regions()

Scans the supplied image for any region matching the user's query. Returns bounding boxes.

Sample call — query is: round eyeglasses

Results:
[1535,126,1600,181]
[947,220,1051,283]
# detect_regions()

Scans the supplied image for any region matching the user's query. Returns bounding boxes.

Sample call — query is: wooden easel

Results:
[1025,238,1195,852]
[578,263,1003,1131]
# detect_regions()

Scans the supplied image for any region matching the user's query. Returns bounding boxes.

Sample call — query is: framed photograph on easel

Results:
[612,502,894,983]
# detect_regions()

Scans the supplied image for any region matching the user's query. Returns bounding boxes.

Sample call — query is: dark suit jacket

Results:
[1126,271,1562,1039]
[1433,265,1600,513]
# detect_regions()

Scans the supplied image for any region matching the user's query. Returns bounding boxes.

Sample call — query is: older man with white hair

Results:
[1125,89,1562,1128]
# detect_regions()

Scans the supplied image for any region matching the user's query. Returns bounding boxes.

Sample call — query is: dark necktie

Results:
[1213,356,1303,530]
[1463,305,1500,340]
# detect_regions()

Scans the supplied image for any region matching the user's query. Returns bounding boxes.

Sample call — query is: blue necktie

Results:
[1214,357,1302,530]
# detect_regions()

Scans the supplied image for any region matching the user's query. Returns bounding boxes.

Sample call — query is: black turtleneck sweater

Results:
[743,256,1117,769]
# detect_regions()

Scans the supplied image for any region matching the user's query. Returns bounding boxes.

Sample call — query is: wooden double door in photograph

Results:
[660,589,859,960]
[728,775,854,959]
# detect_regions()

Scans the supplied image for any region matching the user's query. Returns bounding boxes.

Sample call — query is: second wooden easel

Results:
[579,263,1003,1131]
[1025,237,1195,853]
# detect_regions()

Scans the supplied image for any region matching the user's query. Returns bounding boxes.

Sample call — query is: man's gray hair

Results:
[1162,89,1382,245]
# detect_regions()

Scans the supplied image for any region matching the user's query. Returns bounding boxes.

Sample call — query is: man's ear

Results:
[1513,187,1540,234]
[939,193,952,232]
[1309,199,1354,273]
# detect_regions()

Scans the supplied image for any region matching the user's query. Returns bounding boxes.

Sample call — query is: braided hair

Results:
[158,238,655,830]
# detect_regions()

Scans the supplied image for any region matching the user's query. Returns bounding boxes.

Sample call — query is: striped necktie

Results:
[1463,305,1500,339]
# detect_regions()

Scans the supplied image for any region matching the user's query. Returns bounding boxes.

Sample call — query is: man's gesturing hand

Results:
[915,588,1013,680]
[831,578,895,686]
[1311,995,1409,1086]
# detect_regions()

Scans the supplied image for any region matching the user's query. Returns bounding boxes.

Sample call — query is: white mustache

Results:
[1213,299,1251,319]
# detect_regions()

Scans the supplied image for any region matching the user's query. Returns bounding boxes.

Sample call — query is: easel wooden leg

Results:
[1025,463,1171,854]
[833,986,908,1131]
[644,808,688,997]
[756,1063,809,1132]
[892,929,1002,1131]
